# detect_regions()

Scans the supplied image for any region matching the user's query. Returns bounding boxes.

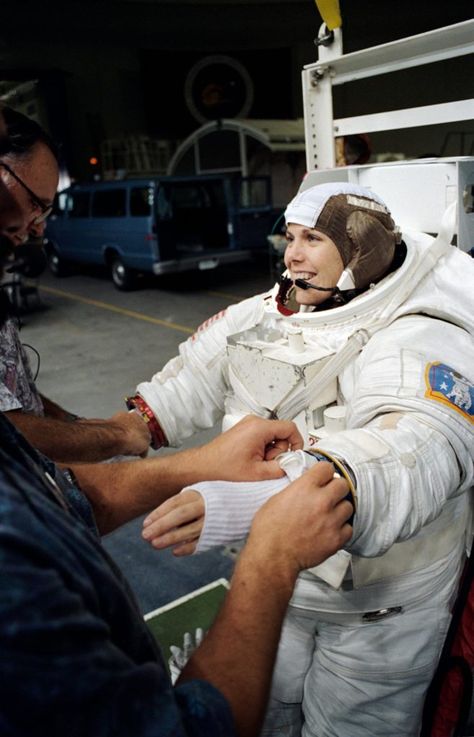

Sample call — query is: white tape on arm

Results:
[183,477,290,553]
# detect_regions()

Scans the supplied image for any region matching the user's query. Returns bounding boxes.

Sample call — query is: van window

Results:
[68,191,90,218]
[157,181,226,223]
[239,179,269,209]
[130,186,153,216]
[156,186,173,219]
[167,181,225,210]
[172,184,204,208]
[91,189,126,217]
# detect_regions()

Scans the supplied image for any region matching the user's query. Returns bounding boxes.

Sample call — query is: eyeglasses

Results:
[0,160,53,224]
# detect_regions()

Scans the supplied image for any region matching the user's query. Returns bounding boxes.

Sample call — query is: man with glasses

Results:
[0,110,57,246]
[0,158,53,233]
[0,105,152,462]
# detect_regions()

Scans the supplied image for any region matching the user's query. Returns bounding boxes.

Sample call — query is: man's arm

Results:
[180,463,353,737]
[0,415,350,737]
[6,408,151,463]
[71,416,304,535]
[39,393,80,421]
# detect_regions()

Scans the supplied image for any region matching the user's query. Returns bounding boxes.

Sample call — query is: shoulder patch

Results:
[425,362,474,423]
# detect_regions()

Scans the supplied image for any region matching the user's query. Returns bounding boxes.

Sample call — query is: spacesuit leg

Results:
[300,567,458,737]
[260,607,318,737]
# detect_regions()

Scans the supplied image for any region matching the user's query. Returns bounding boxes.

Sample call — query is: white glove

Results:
[168,627,204,684]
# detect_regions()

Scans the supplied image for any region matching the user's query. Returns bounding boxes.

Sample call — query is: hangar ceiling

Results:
[1,1,472,177]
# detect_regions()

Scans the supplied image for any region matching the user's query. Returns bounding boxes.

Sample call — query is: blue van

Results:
[45,174,273,289]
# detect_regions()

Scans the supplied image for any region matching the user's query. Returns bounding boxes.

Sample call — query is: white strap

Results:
[228,331,368,421]
[276,330,368,420]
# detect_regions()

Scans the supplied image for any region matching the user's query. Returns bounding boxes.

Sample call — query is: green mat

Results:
[145,578,230,674]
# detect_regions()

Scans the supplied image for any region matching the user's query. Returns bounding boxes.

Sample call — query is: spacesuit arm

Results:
[134,294,266,447]
[316,315,474,558]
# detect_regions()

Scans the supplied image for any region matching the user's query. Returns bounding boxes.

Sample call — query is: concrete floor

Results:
[20,257,273,614]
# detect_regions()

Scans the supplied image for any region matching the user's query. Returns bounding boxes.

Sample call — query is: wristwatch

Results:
[125,394,167,449]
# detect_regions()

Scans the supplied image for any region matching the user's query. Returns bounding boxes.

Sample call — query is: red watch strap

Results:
[126,395,167,450]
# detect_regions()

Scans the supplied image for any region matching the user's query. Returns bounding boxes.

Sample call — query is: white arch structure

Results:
[166,118,305,177]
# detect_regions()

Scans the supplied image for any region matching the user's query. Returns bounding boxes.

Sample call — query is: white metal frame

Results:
[303,19,474,170]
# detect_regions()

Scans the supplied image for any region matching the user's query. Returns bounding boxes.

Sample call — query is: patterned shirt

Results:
[0,315,43,415]
[0,414,235,737]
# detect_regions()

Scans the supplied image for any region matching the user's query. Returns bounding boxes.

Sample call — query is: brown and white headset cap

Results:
[284,182,401,290]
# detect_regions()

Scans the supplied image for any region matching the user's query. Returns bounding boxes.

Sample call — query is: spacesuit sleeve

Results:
[135,293,266,447]
[316,314,474,558]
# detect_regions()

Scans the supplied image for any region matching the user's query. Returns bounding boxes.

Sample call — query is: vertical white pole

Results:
[303,25,343,171]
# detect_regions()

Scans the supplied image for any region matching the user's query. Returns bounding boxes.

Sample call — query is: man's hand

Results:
[249,462,353,578]
[196,415,303,482]
[110,411,152,456]
[179,462,353,737]
[142,490,204,556]
[79,411,151,457]
[70,416,302,535]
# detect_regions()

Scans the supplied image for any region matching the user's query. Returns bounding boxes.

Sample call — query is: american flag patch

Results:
[424,362,474,423]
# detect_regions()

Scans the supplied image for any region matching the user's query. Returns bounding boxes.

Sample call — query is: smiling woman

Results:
[283,184,399,296]
[283,224,344,307]
[131,179,474,737]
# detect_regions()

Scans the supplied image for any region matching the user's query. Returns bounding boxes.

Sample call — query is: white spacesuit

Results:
[136,183,474,736]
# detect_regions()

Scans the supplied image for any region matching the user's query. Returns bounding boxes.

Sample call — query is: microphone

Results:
[294,269,356,294]
[294,278,336,292]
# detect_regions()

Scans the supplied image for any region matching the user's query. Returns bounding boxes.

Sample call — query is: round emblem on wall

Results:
[184,55,254,124]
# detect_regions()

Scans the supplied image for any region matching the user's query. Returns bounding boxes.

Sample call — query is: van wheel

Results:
[111,256,135,291]
[47,245,69,277]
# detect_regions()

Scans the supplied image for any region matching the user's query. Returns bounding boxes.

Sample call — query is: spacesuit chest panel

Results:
[225,320,338,440]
